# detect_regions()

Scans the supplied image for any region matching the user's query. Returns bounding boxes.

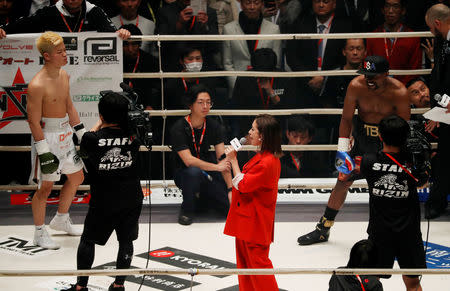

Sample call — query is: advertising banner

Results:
[0,32,123,133]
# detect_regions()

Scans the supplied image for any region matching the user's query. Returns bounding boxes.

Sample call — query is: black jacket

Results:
[156,1,219,71]
[1,1,116,33]
[286,14,353,72]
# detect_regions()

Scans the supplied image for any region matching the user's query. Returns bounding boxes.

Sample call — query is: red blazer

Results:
[366,25,421,85]
[224,151,281,245]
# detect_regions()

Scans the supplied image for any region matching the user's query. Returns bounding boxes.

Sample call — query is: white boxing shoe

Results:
[33,227,60,250]
[49,215,82,236]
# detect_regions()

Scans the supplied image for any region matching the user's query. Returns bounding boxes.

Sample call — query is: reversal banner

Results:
[0,32,123,133]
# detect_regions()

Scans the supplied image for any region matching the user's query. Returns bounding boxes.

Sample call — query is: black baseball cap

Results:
[357,55,389,76]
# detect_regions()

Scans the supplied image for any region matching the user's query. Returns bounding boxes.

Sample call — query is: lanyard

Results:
[257,78,274,109]
[59,12,84,32]
[317,14,334,69]
[384,152,418,182]
[120,15,139,27]
[290,152,300,172]
[128,51,140,88]
[189,16,196,31]
[253,27,262,51]
[383,25,402,61]
[186,115,206,158]
[147,1,162,23]
[182,78,199,92]
[355,275,366,291]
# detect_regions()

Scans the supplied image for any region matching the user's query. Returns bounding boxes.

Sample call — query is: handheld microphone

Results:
[230,137,247,151]
[219,137,247,160]
[434,93,450,107]
[201,170,213,182]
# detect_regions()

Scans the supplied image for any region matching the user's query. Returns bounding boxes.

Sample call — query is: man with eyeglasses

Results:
[297,55,411,245]
[170,84,232,225]
[366,0,421,85]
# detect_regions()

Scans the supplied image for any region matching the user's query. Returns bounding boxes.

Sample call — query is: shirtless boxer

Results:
[298,55,411,245]
[27,31,86,249]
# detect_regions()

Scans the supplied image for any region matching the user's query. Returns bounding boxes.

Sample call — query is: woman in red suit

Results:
[224,114,282,291]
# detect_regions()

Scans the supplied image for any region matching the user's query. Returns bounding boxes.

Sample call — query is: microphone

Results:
[434,93,450,107]
[230,137,247,151]
[201,170,213,182]
[219,137,247,161]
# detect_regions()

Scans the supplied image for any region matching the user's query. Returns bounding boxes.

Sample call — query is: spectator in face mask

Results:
[163,46,220,109]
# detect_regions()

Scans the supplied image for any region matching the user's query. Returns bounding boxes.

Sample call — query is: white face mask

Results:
[185,61,203,72]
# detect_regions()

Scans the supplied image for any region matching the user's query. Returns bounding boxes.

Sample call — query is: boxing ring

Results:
[1,30,450,291]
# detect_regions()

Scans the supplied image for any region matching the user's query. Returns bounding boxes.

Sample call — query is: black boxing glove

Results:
[35,140,59,174]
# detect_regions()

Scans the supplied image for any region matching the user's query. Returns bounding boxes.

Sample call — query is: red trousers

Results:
[235,238,279,291]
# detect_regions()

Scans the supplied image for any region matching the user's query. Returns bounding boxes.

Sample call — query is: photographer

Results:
[65,92,143,291]
[337,115,428,291]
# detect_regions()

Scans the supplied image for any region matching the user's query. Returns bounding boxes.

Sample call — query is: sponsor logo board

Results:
[83,38,119,65]
[0,236,54,257]
[10,193,90,205]
[425,242,450,269]
[137,247,236,278]
[94,262,200,290]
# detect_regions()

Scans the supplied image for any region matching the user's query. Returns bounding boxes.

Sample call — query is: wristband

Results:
[35,139,50,155]
[337,137,351,152]
[227,187,233,192]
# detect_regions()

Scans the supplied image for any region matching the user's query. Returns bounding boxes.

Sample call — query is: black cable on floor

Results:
[138,146,152,291]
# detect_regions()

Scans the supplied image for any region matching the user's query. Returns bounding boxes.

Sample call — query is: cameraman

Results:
[65,92,143,291]
[338,115,427,291]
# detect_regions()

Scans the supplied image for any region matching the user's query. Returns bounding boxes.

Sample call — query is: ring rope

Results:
[129,31,433,42]
[144,108,429,117]
[0,143,438,152]
[124,69,431,79]
[0,267,446,277]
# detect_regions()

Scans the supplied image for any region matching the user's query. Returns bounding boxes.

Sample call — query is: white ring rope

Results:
[0,180,369,191]
[124,69,431,79]
[0,142,438,152]
[144,108,429,116]
[130,31,433,42]
[0,267,446,277]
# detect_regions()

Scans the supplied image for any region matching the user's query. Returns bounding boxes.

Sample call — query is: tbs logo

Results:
[83,37,119,64]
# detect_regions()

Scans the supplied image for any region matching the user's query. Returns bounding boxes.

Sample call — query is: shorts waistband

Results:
[41,115,70,131]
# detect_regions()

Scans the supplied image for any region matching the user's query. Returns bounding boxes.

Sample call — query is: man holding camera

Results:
[65,92,143,291]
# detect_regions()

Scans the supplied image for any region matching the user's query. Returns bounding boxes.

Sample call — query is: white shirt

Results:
[315,15,333,67]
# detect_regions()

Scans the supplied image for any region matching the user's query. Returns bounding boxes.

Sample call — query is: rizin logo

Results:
[364,61,376,71]
[83,37,119,64]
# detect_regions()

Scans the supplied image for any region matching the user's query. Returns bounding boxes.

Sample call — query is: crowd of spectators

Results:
[0,0,448,182]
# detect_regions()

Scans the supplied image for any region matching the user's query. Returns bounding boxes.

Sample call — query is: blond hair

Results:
[36,31,63,56]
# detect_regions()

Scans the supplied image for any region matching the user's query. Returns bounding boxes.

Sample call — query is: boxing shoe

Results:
[297,216,333,246]
[178,214,193,225]
[49,214,82,236]
[108,283,125,291]
[62,284,88,291]
[33,227,60,250]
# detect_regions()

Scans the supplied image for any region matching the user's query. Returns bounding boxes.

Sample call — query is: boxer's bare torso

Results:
[340,74,411,138]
